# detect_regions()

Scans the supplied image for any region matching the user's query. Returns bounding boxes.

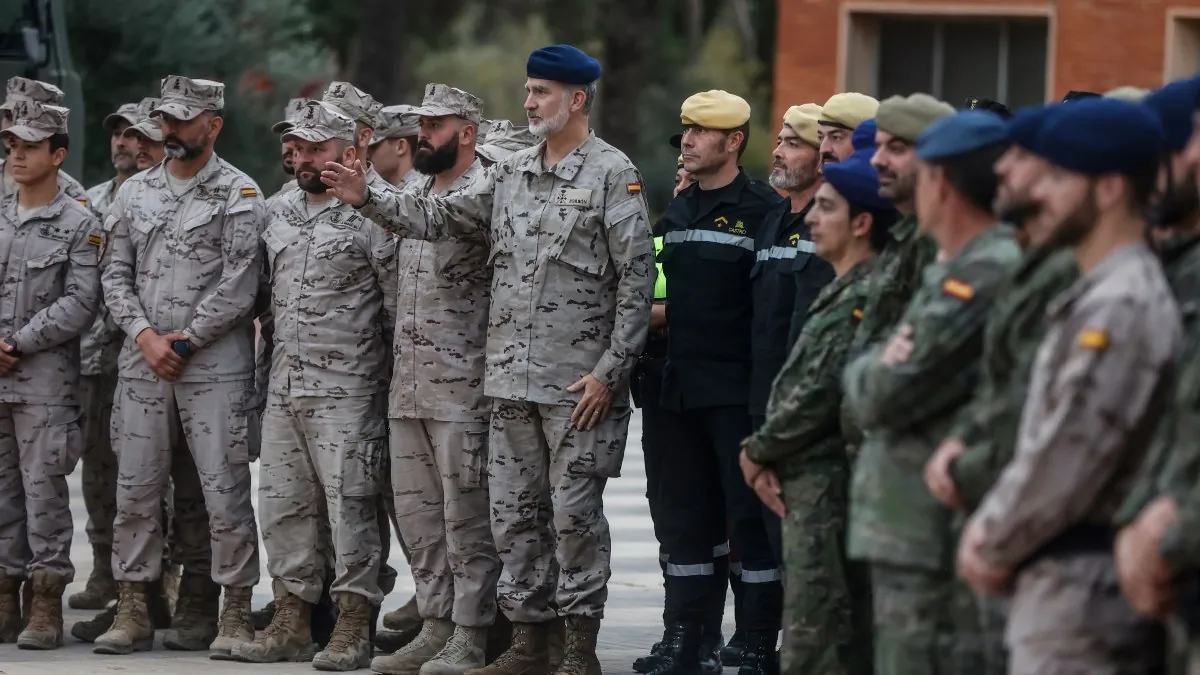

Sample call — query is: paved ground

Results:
[0,411,734,673]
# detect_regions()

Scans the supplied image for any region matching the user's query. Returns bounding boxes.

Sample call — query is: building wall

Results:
[773,0,1200,124]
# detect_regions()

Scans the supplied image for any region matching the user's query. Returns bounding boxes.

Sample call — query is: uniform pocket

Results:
[228,386,262,464]
[549,209,609,279]
[460,427,489,489]
[24,247,69,301]
[181,205,225,264]
[591,407,631,478]
[339,418,387,499]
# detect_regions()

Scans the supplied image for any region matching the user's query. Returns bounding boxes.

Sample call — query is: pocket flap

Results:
[26,247,69,270]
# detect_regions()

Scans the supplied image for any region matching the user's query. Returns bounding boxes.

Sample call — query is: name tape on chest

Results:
[37,225,72,243]
[1077,329,1109,351]
[195,185,231,203]
[550,187,592,208]
[942,278,975,301]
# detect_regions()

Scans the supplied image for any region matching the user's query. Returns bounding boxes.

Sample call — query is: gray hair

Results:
[570,81,598,114]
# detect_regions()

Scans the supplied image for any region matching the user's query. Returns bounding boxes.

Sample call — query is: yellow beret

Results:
[782,103,822,148]
[1104,86,1150,103]
[680,90,751,129]
[820,93,879,130]
[876,93,956,143]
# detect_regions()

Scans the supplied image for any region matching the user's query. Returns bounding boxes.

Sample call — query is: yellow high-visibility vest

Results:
[654,235,667,301]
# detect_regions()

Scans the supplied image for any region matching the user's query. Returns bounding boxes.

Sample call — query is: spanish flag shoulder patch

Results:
[852,308,863,320]
[1078,329,1109,351]
[942,278,975,301]
[76,198,89,207]
[626,182,642,194]
[239,187,258,198]
[87,233,103,247]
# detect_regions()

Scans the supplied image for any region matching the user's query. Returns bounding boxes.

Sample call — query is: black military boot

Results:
[735,631,778,675]
[719,629,746,668]
[699,631,724,674]
[645,622,703,675]
[632,632,668,673]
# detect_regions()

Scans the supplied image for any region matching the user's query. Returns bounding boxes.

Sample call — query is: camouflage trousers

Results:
[780,461,872,675]
[390,418,500,626]
[80,373,119,550]
[489,399,630,622]
[870,563,962,675]
[0,402,82,579]
[110,377,260,586]
[259,393,385,605]
[1006,555,1164,675]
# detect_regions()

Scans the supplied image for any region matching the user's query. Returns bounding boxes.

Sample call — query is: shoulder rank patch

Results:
[852,308,863,320]
[87,233,103,247]
[76,198,89,207]
[626,182,642,194]
[240,187,258,198]
[942,278,975,301]
[1078,329,1109,351]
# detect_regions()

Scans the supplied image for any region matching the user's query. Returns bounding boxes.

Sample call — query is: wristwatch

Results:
[4,337,22,357]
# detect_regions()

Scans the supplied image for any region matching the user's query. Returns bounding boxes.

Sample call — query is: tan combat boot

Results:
[208,585,254,660]
[0,570,21,643]
[420,624,489,675]
[162,570,220,651]
[68,544,117,610]
[229,583,317,663]
[553,617,601,675]
[314,592,376,671]
[93,581,155,654]
[371,617,454,674]
[72,576,173,643]
[462,621,549,675]
[16,569,67,650]
[546,616,565,671]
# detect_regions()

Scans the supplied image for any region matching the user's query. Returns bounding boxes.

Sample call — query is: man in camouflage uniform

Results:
[323,44,654,675]
[94,75,265,659]
[0,100,102,649]
[0,77,90,206]
[268,98,312,200]
[369,105,422,190]
[124,114,167,170]
[371,83,501,675]
[845,110,1022,675]
[475,119,538,167]
[960,98,1178,674]
[740,147,894,675]
[229,101,396,671]
[922,104,1078,675]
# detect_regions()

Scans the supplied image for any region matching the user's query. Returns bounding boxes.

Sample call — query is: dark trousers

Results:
[752,413,784,564]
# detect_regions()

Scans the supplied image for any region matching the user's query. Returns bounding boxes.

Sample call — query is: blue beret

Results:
[526,45,602,85]
[1005,105,1062,150]
[1034,98,1166,175]
[852,118,876,152]
[1143,77,1200,151]
[916,110,1009,162]
[823,148,896,214]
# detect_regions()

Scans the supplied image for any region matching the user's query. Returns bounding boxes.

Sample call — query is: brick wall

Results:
[773,0,1200,125]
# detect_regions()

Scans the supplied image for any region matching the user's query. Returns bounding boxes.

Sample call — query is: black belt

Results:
[1016,523,1115,572]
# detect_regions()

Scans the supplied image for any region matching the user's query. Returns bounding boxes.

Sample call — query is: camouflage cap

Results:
[123,117,166,143]
[152,75,225,121]
[103,97,158,131]
[281,101,355,144]
[476,119,537,163]
[413,83,484,125]
[1,76,65,113]
[272,97,316,135]
[371,104,421,145]
[322,82,382,127]
[1,100,69,142]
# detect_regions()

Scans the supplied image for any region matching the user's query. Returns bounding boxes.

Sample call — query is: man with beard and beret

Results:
[817,93,879,167]
[370,105,422,190]
[324,43,654,675]
[1,77,90,206]
[268,98,313,201]
[370,82,503,675]
[960,98,1178,675]
[95,75,266,659]
[475,119,538,167]
[1111,76,1200,673]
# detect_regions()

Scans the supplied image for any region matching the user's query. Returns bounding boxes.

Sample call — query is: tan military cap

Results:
[281,101,355,144]
[124,117,166,143]
[876,93,956,144]
[152,76,225,121]
[783,103,823,148]
[322,82,383,127]
[413,83,484,125]
[103,97,158,131]
[1104,86,1151,103]
[271,98,315,135]
[371,104,421,145]
[2,77,64,113]
[820,93,879,130]
[680,90,751,129]
[476,119,538,163]
[1,101,69,142]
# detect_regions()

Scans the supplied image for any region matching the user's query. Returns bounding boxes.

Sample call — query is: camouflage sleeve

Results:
[182,189,267,349]
[366,225,399,346]
[850,261,1007,432]
[1160,488,1200,573]
[358,165,495,243]
[102,190,156,340]
[745,302,858,464]
[592,167,654,390]
[946,384,1010,508]
[253,238,273,409]
[972,299,1171,568]
[13,211,102,353]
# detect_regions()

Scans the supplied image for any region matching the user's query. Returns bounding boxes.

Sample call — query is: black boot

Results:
[699,631,724,674]
[633,634,668,673]
[720,629,746,668]
[646,622,703,675]
[310,586,337,650]
[735,631,779,675]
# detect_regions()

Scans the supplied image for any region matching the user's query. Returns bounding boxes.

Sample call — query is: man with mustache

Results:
[816,93,878,169]
[958,97,1179,675]
[95,75,266,659]
[124,115,167,170]
[371,83,502,675]
[322,44,654,675]
[268,98,312,201]
[0,77,90,208]
[369,105,422,190]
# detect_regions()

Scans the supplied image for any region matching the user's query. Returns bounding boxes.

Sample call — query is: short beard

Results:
[995,194,1041,228]
[1151,168,1200,228]
[769,163,817,192]
[879,169,915,203]
[529,103,569,138]
[112,151,137,173]
[413,131,460,175]
[1046,187,1099,248]
[164,133,206,161]
[295,164,328,194]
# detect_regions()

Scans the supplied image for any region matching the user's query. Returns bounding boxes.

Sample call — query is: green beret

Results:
[876,93,956,144]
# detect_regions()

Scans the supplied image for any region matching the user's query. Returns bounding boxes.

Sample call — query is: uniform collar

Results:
[809,256,874,316]
[145,152,224,192]
[3,185,75,225]
[1047,241,1148,319]
[515,132,597,181]
[684,168,751,207]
